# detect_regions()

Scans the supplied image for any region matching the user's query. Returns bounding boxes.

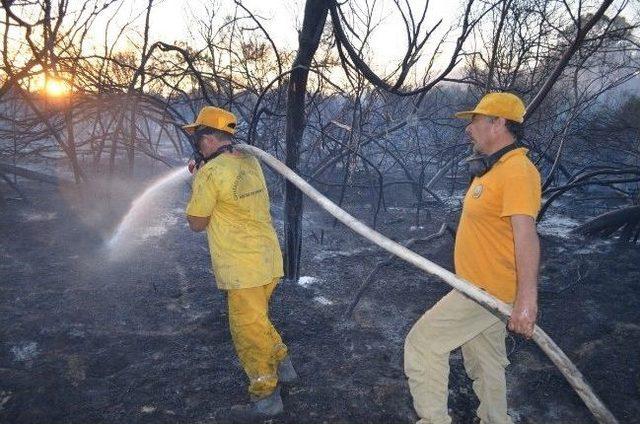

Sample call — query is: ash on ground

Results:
[1,180,638,424]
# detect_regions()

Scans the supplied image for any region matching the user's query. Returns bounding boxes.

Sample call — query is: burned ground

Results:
[0,178,639,424]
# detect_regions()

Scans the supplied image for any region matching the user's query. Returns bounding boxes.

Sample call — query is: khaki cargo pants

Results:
[404,290,513,424]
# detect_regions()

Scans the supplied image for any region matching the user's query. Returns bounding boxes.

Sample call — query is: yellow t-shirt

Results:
[186,153,284,290]
[454,148,541,303]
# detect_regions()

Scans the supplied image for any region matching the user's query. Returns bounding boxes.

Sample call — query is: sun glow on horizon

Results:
[44,78,70,97]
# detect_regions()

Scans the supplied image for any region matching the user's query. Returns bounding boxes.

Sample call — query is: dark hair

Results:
[505,120,524,142]
[485,116,524,142]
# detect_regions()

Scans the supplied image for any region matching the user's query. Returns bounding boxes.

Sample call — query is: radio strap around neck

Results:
[470,143,519,178]
[202,143,234,164]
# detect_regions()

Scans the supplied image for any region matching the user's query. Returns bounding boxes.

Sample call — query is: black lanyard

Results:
[202,144,234,163]
[192,143,234,168]
[468,143,518,178]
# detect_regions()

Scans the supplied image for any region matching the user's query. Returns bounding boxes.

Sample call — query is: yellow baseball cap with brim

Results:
[182,106,237,135]
[455,92,526,123]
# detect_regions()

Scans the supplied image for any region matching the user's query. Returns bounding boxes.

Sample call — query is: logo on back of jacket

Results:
[232,170,264,200]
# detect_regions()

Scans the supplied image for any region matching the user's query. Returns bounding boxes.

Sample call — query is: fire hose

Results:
[234,143,618,424]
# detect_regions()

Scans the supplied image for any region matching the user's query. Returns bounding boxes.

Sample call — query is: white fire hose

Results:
[235,143,618,424]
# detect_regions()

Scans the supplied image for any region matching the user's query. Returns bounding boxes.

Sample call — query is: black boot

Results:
[277,355,299,384]
[229,386,283,421]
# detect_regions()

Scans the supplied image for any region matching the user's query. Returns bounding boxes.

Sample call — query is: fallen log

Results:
[236,143,619,424]
[573,205,640,242]
[0,163,73,185]
[0,173,30,202]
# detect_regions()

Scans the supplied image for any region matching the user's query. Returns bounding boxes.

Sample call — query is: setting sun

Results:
[45,78,70,96]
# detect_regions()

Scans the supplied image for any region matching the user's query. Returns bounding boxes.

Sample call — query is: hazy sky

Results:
[90,0,462,75]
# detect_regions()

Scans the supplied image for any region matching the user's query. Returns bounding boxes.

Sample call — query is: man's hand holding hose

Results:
[188,158,203,175]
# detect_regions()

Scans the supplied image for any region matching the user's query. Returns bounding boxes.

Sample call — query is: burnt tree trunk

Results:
[283,0,328,281]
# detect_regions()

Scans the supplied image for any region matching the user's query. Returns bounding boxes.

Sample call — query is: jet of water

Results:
[106,167,190,253]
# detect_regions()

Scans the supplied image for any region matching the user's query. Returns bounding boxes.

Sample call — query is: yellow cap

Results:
[182,106,237,135]
[455,92,526,123]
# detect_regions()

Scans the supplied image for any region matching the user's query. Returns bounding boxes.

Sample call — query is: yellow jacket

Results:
[454,148,541,303]
[186,153,283,289]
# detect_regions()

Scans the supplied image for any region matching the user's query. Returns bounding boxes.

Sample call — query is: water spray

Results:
[105,143,618,423]
[106,167,190,254]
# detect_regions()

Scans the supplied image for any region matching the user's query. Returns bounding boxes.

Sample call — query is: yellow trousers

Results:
[227,278,288,398]
[404,290,513,424]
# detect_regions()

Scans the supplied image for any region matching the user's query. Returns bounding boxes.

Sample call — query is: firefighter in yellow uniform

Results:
[404,93,541,424]
[184,106,297,419]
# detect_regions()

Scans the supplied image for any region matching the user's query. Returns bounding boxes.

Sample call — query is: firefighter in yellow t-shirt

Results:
[404,93,541,424]
[183,106,297,419]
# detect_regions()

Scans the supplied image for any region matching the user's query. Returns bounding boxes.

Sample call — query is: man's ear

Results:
[199,134,213,149]
[491,117,506,135]
[204,133,220,145]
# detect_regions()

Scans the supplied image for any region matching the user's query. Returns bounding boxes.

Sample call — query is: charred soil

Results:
[0,180,638,424]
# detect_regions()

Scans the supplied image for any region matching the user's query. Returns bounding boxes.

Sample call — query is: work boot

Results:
[229,386,283,421]
[277,355,298,384]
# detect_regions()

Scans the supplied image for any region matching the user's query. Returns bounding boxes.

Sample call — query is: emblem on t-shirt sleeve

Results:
[472,184,483,198]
